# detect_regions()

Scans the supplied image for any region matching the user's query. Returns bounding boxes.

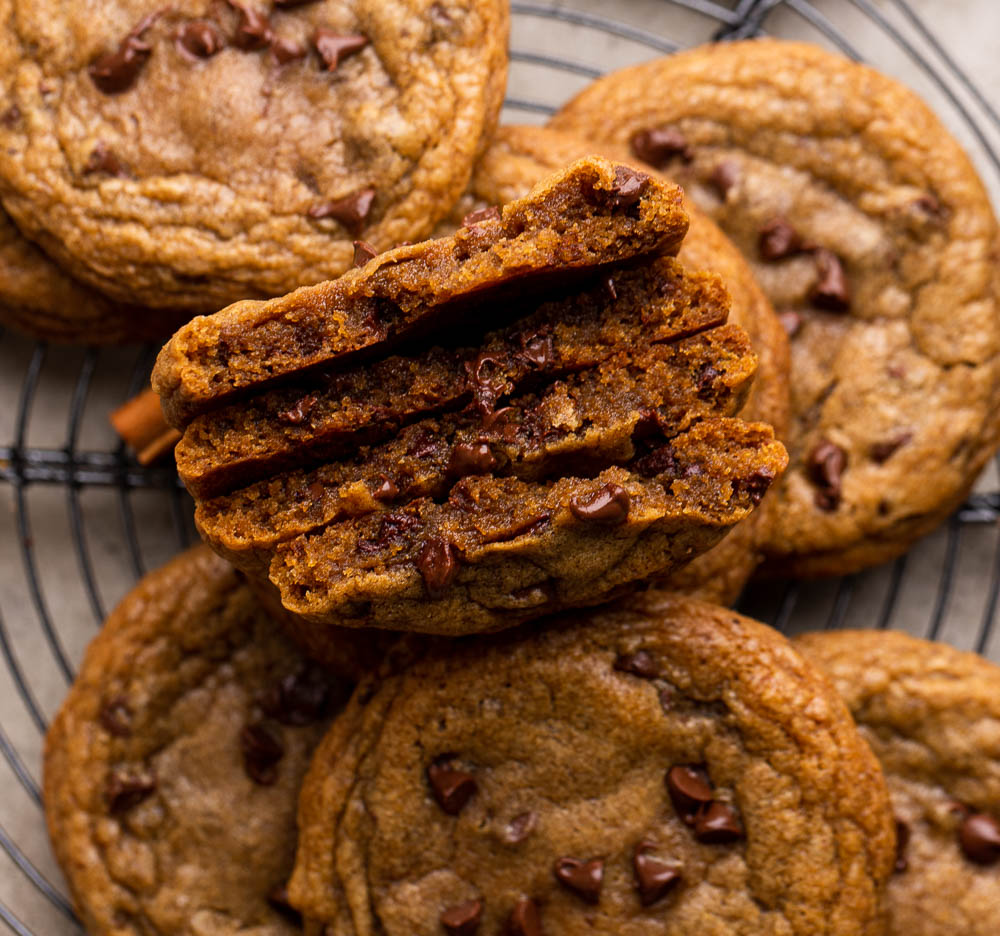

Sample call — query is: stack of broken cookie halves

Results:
[17,3,999,934]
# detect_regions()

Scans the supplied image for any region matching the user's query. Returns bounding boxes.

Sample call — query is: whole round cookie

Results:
[457,125,790,603]
[289,593,894,934]
[44,545,359,934]
[795,630,1000,936]
[551,39,1000,577]
[0,0,508,311]
[0,206,188,344]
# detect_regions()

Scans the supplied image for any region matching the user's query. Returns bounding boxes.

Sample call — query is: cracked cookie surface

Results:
[448,124,790,603]
[551,39,1000,577]
[0,0,507,311]
[43,545,361,935]
[289,593,894,934]
[795,630,1000,936]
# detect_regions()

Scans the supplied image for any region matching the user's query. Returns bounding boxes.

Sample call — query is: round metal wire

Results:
[1,1,999,930]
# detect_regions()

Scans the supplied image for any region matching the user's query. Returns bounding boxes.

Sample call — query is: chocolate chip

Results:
[737,467,776,506]
[308,479,325,501]
[778,310,802,337]
[407,429,440,458]
[352,239,379,268]
[629,127,692,166]
[665,765,713,824]
[228,2,273,50]
[608,165,649,209]
[913,193,947,221]
[807,439,847,512]
[466,352,505,419]
[521,333,553,369]
[694,801,744,844]
[758,217,805,262]
[810,248,851,311]
[374,475,399,501]
[697,364,720,399]
[271,36,307,64]
[503,811,537,844]
[267,884,303,925]
[260,664,343,725]
[553,857,603,904]
[89,12,159,94]
[99,696,133,737]
[508,898,542,936]
[462,205,501,227]
[177,20,224,58]
[308,188,376,233]
[894,819,909,873]
[427,759,477,815]
[959,812,1000,865]
[314,29,369,71]
[568,482,629,525]
[441,899,483,936]
[1,105,20,128]
[278,394,317,425]
[614,650,658,678]
[870,431,912,464]
[633,445,678,479]
[417,538,459,598]
[359,511,421,554]
[448,442,496,478]
[633,408,660,439]
[106,766,156,813]
[241,722,284,786]
[709,160,739,197]
[633,843,682,906]
[83,141,128,177]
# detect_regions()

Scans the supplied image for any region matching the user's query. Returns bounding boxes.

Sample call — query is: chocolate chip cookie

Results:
[0,0,508,311]
[449,124,791,603]
[551,39,1000,578]
[156,158,788,638]
[43,545,359,934]
[153,156,691,427]
[795,630,1000,936]
[289,593,894,934]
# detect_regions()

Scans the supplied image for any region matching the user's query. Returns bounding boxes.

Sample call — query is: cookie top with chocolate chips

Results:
[551,39,1000,577]
[0,0,508,311]
[289,593,894,934]
[450,124,790,604]
[43,545,362,935]
[795,629,1000,936]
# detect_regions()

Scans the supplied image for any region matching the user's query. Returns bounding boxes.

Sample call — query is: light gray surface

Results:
[1,1,999,931]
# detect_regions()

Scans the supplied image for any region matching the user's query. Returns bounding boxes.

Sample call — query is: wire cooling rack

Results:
[1,0,999,931]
